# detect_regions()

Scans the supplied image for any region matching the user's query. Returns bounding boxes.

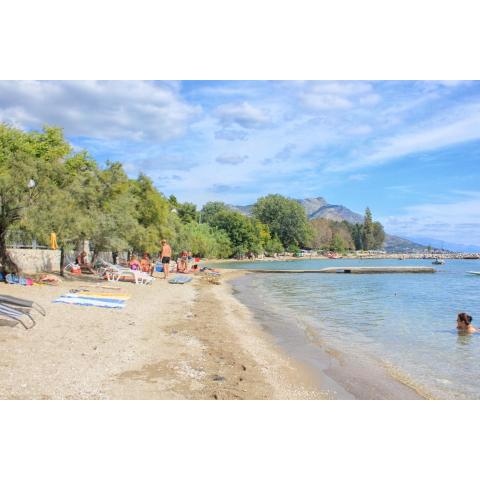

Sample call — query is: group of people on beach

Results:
[130,240,195,279]
[74,239,196,281]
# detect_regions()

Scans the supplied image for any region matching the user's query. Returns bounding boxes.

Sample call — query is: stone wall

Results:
[7,248,61,274]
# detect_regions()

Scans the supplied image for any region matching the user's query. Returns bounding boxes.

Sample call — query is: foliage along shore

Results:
[1,124,385,274]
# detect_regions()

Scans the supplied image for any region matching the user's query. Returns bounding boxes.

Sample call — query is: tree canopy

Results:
[252,194,312,248]
[0,124,388,274]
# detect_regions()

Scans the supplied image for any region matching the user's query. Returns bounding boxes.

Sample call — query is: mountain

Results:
[227,204,254,215]
[405,236,480,253]
[228,197,363,223]
[383,234,427,253]
[298,197,328,217]
[230,196,427,252]
[298,197,364,223]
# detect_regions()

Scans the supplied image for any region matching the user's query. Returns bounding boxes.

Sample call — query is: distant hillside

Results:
[383,234,427,253]
[406,236,480,253]
[298,197,364,223]
[227,204,253,215]
[230,196,428,252]
[228,197,363,223]
[298,197,328,216]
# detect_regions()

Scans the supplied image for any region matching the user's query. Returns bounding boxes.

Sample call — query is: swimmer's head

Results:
[457,312,473,328]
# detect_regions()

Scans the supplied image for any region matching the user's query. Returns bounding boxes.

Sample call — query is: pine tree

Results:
[362,207,375,250]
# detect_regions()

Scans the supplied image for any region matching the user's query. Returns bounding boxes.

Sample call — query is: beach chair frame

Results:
[0,295,45,329]
[95,260,154,285]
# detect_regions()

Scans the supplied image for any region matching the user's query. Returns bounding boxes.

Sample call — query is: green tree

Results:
[168,194,179,209]
[173,222,232,258]
[208,210,262,257]
[264,236,284,256]
[129,174,172,253]
[372,221,385,250]
[329,233,346,253]
[351,223,364,250]
[200,201,229,224]
[309,218,354,251]
[362,207,375,250]
[252,194,312,248]
[88,162,140,259]
[0,124,89,273]
[177,201,198,223]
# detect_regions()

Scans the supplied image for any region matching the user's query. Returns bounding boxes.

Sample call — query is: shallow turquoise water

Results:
[218,259,480,399]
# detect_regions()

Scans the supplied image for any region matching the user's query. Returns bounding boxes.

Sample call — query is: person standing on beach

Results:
[160,239,172,280]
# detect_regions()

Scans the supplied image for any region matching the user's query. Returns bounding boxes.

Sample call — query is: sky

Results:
[0,80,479,246]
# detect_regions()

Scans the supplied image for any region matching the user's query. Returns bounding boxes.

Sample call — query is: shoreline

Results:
[0,266,434,400]
[228,270,429,400]
[0,271,323,399]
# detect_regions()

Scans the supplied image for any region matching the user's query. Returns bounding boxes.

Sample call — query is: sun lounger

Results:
[0,295,46,329]
[95,260,154,285]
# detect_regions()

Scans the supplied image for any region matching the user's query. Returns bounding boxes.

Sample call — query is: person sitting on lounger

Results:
[177,250,190,273]
[456,312,478,334]
[140,253,154,275]
[76,251,96,274]
[129,255,141,271]
[177,253,186,273]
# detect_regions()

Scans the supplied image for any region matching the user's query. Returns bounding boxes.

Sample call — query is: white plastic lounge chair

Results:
[96,260,154,285]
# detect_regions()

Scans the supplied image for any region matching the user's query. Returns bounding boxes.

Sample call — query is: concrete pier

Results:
[245,266,436,274]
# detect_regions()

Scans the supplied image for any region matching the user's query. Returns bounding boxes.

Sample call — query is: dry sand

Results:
[0,271,323,400]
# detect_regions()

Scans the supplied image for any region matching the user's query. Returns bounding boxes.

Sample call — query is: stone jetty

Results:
[246,266,436,274]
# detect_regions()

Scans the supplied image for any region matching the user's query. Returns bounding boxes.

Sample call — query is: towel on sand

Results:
[53,295,126,309]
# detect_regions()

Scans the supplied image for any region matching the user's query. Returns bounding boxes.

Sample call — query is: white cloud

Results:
[327,103,480,172]
[301,93,352,110]
[214,101,270,129]
[309,81,373,96]
[0,80,199,142]
[381,192,480,244]
[431,80,473,88]
[215,154,248,165]
[214,129,249,141]
[358,93,381,106]
[299,81,380,111]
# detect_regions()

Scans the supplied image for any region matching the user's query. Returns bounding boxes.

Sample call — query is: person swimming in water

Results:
[456,312,478,334]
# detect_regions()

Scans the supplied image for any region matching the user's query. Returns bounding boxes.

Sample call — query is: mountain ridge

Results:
[228,196,428,252]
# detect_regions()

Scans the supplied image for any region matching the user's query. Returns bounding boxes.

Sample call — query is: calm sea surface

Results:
[216,259,480,399]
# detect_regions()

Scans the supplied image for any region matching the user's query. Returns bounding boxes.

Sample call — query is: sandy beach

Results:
[0,271,323,400]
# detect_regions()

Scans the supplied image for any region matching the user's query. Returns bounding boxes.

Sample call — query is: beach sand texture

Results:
[0,272,322,400]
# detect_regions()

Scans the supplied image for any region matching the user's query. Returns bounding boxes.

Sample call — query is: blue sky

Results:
[1,80,479,245]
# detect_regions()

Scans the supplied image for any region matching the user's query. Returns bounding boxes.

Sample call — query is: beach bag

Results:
[155,263,164,272]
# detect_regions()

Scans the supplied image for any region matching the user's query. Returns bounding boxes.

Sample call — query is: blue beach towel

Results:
[53,296,126,309]
[5,274,32,286]
[168,276,192,284]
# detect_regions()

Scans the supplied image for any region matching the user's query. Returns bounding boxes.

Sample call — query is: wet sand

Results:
[0,271,322,399]
[230,273,427,400]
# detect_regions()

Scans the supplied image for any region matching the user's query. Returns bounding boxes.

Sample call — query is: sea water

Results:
[217,259,480,399]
